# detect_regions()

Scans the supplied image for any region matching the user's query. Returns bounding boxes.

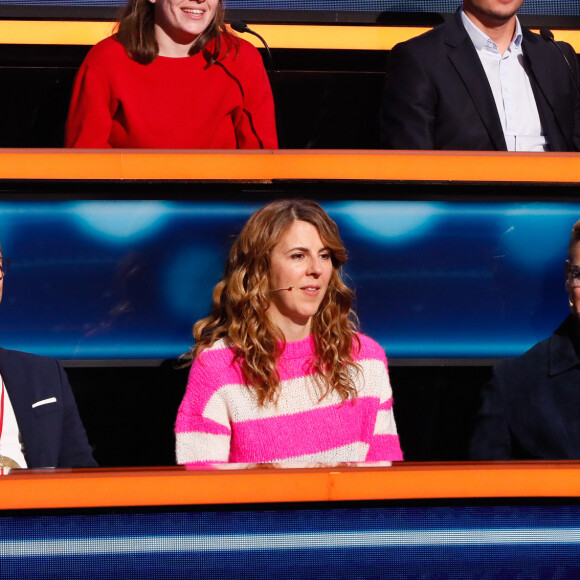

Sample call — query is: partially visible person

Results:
[0,252,97,469]
[65,0,277,149]
[175,199,402,464]
[380,0,580,151]
[470,219,580,460]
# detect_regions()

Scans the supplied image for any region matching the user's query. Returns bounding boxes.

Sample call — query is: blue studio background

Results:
[0,200,573,361]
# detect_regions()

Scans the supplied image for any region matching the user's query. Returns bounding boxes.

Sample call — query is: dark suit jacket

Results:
[380,11,580,151]
[0,347,97,468]
[470,316,580,460]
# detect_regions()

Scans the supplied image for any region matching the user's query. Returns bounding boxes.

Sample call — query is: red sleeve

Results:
[64,45,115,148]
[233,41,278,149]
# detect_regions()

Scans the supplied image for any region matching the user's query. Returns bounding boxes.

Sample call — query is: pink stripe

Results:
[192,333,388,387]
[277,360,316,382]
[175,415,230,436]
[366,434,403,461]
[197,344,236,367]
[229,397,379,461]
[185,463,226,470]
[197,345,317,387]
[276,334,387,382]
[195,348,244,387]
[380,397,393,411]
[353,334,387,364]
[180,348,245,415]
[200,343,319,384]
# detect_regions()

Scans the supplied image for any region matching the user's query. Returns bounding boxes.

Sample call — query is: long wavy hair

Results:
[185,199,361,405]
[115,0,236,65]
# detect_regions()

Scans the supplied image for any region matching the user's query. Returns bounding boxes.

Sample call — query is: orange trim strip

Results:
[0,20,117,45]
[0,21,578,51]
[244,24,432,50]
[2,463,580,511]
[0,21,427,48]
[0,150,578,183]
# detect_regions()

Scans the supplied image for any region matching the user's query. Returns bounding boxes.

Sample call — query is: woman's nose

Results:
[308,258,323,276]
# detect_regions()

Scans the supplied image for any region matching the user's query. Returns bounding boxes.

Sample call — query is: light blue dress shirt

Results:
[461,10,548,151]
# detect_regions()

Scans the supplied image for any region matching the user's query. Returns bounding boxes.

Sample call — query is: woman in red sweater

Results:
[65,0,278,149]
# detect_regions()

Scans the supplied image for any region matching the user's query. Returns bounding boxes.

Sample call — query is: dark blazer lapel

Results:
[521,30,568,149]
[522,31,559,111]
[444,12,507,150]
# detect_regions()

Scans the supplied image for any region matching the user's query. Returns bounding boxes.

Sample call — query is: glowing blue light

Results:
[333,202,441,243]
[499,213,575,270]
[4,527,580,558]
[68,202,170,243]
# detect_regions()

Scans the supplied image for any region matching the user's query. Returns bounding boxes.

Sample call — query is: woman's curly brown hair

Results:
[115,0,237,65]
[184,199,361,405]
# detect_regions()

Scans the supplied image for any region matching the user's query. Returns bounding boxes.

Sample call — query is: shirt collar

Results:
[460,8,523,53]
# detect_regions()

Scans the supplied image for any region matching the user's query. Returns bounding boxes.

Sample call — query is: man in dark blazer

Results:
[380,0,580,151]
[0,255,96,469]
[470,220,580,459]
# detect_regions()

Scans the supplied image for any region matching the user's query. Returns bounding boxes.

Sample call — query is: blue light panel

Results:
[0,200,574,360]
[2,503,580,578]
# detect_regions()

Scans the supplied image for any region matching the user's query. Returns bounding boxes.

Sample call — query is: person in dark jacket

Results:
[381,0,580,151]
[0,252,96,469]
[470,219,580,459]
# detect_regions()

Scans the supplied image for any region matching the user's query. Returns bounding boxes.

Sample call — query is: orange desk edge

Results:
[0,149,579,183]
[2,462,580,511]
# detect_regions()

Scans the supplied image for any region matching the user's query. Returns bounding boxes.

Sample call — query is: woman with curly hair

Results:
[175,199,402,464]
[65,0,277,149]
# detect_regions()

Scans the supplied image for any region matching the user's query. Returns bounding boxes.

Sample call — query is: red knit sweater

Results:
[65,35,278,149]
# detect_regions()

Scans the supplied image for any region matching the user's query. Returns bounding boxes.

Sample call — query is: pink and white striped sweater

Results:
[175,333,403,464]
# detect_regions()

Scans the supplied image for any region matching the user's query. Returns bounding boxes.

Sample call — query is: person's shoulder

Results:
[522,27,575,58]
[222,35,263,66]
[188,339,244,392]
[83,35,128,66]
[0,347,61,373]
[392,17,453,52]
[521,27,551,52]
[194,338,236,366]
[493,335,551,378]
[354,333,387,361]
[521,26,553,46]
[202,337,233,353]
[234,36,261,56]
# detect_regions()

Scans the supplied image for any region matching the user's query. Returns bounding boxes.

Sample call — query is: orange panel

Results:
[0,149,124,180]
[2,463,580,511]
[0,150,579,183]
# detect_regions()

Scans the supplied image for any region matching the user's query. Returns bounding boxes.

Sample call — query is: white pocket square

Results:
[31,397,57,409]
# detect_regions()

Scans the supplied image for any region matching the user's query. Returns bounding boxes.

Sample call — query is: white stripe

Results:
[210,359,388,423]
[175,431,230,464]
[374,409,398,436]
[3,528,580,557]
[31,397,57,409]
[285,442,370,463]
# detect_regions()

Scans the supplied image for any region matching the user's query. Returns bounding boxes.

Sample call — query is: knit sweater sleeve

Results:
[357,335,403,462]
[230,40,278,149]
[65,38,117,148]
[175,348,233,464]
